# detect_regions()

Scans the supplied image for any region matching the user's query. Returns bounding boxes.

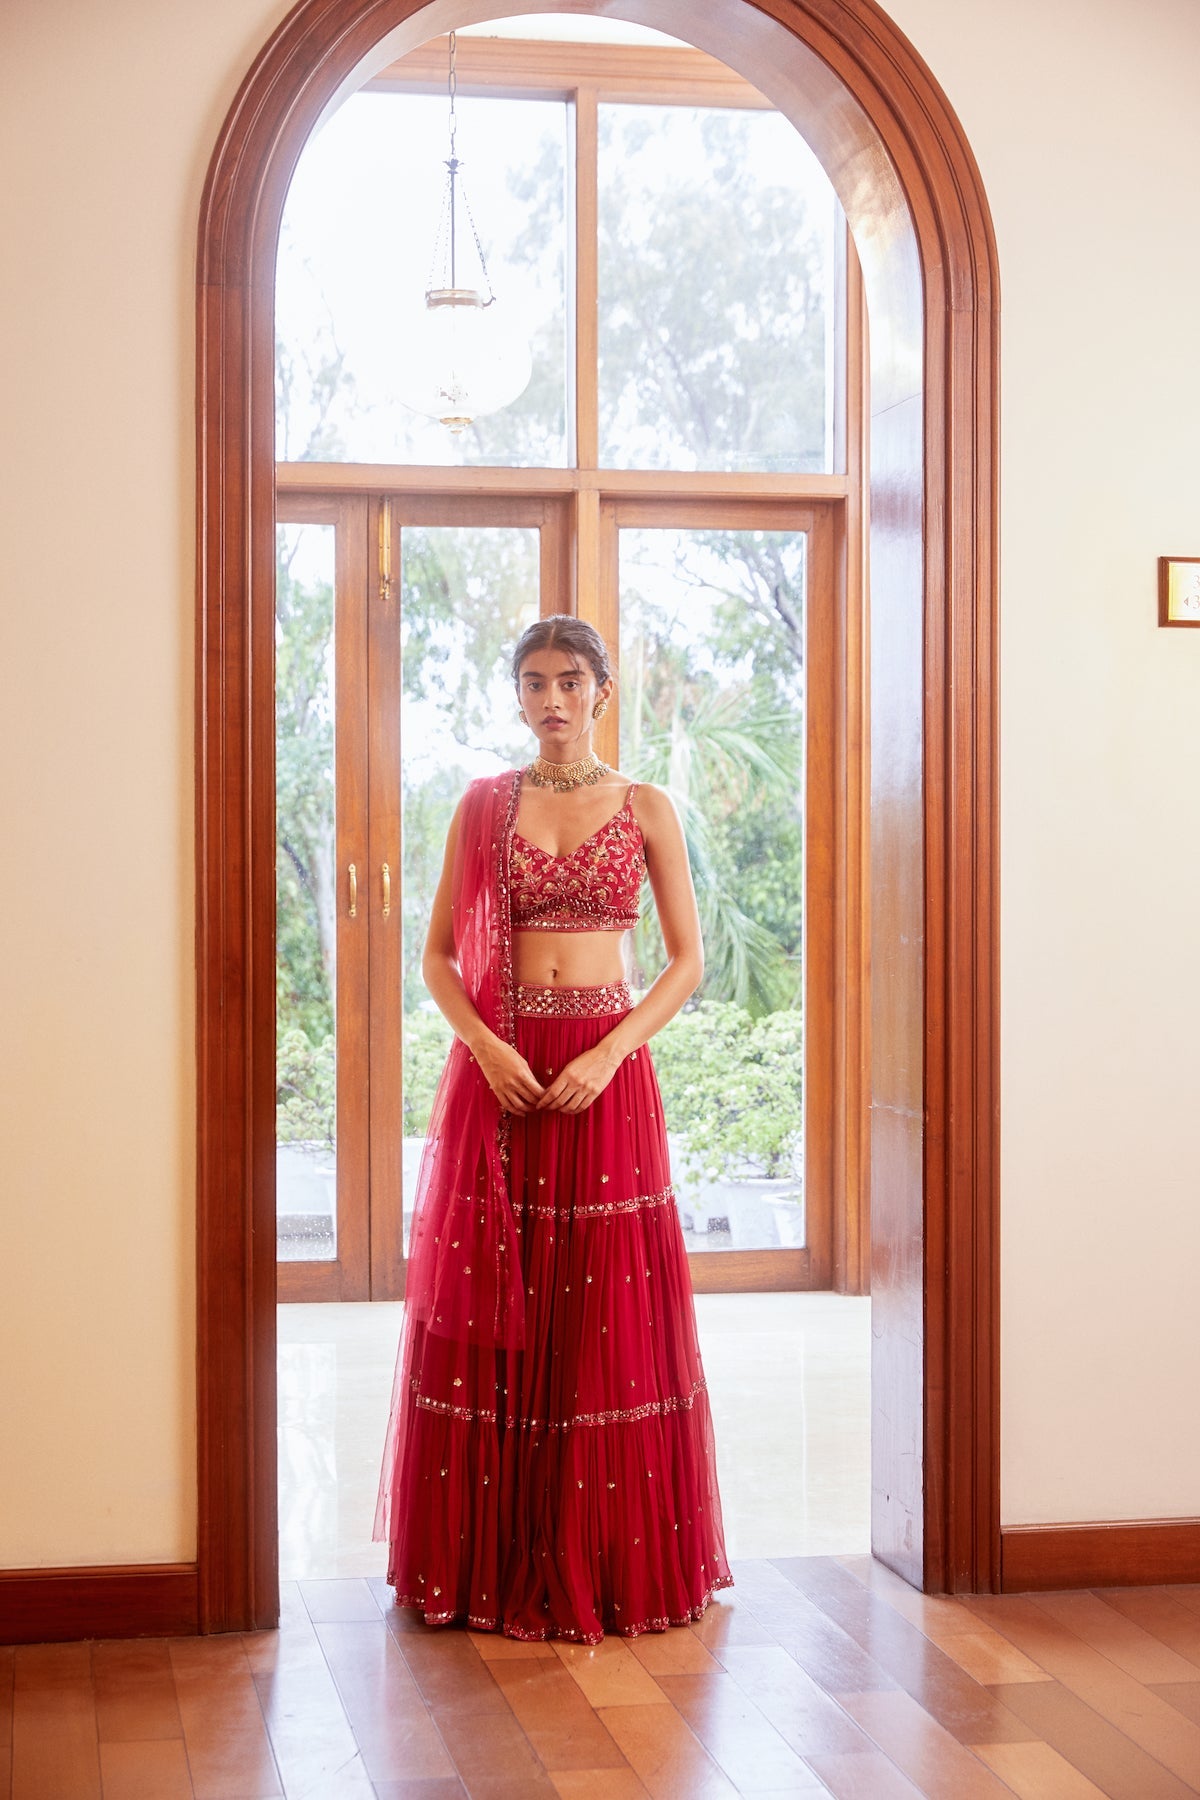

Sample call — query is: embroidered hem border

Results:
[518,1182,676,1221]
[438,1182,675,1225]
[388,1573,735,1644]
[412,1372,708,1432]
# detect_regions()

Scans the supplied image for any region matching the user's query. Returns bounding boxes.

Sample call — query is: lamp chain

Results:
[423,31,496,306]
[447,28,457,158]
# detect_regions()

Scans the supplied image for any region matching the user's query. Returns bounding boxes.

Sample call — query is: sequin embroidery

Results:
[515,979,633,1018]
[510,785,645,931]
[519,1182,676,1221]
[412,1372,708,1432]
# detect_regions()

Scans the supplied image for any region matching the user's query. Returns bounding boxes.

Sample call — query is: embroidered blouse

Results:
[510,784,646,932]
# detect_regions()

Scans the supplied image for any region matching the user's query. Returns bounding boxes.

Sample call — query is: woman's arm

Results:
[536,784,703,1112]
[422,797,545,1114]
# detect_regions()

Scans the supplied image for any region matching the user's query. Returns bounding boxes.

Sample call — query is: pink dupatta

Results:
[373,768,524,1542]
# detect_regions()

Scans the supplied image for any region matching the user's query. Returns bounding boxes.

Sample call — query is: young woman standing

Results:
[374,615,730,1641]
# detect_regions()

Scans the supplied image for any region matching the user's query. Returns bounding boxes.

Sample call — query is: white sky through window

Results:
[456,13,687,45]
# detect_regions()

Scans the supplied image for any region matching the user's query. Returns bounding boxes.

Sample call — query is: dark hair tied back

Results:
[510,614,613,687]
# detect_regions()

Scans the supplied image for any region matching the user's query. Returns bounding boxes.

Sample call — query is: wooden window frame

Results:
[274,493,372,1302]
[360,36,845,482]
[597,495,844,1296]
[274,489,573,1303]
[274,38,867,1300]
[371,494,572,1298]
[273,475,859,1300]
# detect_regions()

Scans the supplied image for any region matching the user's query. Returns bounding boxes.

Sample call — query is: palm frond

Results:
[635,688,802,822]
[628,682,803,1014]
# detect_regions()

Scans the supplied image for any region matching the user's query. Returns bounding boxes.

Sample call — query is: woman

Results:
[373,615,731,1642]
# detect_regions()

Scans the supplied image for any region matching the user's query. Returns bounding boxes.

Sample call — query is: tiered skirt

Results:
[378,981,732,1642]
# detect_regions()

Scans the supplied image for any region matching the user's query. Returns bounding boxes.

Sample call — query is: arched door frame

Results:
[196,0,999,1629]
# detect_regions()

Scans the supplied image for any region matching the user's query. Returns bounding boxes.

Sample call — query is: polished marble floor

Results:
[278,1292,872,1581]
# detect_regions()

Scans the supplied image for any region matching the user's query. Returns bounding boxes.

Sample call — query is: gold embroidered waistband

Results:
[515,980,633,1018]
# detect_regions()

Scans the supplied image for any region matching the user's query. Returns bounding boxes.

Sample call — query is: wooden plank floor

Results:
[4,1556,1200,1798]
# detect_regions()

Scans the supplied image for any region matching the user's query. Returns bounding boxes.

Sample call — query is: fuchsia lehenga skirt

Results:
[374,980,732,1642]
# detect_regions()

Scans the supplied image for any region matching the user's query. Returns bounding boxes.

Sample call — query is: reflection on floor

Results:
[278,1292,871,1581]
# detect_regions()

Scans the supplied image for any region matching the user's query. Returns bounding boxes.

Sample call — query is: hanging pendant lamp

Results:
[393,31,532,435]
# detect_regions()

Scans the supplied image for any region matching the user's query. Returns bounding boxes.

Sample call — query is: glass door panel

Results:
[274,486,832,1300]
[597,105,842,473]
[616,524,811,1274]
[276,497,371,1300]
[276,520,339,1267]
[276,91,570,469]
[397,523,540,1256]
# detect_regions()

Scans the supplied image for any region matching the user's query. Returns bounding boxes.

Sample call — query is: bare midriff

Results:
[513,928,628,989]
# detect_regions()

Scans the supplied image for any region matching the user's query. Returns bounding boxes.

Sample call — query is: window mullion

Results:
[573,82,599,475]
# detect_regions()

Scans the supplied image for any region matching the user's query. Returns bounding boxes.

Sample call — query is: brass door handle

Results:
[378,495,394,605]
[382,862,391,919]
[348,862,357,918]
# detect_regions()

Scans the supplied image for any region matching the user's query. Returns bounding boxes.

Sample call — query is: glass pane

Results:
[400,526,540,1248]
[277,92,568,468]
[598,105,840,473]
[276,523,338,1262]
[458,17,685,45]
[619,528,806,1253]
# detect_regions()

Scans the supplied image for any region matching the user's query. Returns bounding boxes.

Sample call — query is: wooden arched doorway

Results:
[196,0,999,1629]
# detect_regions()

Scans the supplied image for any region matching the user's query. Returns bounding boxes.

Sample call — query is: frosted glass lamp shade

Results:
[394,288,532,434]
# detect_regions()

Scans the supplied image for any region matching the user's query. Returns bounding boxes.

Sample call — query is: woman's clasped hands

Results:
[473,1036,620,1115]
[536,1042,622,1115]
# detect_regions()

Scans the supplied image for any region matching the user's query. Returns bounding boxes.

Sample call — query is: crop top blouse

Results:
[509,783,646,932]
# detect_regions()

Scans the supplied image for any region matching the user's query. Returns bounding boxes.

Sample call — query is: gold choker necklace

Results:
[525,751,610,793]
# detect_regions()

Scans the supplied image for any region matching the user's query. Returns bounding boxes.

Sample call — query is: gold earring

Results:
[593,700,608,720]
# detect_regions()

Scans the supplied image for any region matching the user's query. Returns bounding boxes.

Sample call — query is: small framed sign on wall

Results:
[1159,557,1200,627]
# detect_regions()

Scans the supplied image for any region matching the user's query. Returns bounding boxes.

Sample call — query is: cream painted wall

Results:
[0,0,1196,1566]
[0,0,291,1567]
[881,0,1200,1525]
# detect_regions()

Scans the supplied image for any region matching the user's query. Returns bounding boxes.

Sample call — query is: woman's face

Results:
[517,650,612,754]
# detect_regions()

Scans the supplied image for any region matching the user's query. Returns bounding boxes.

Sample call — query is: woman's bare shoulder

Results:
[624,779,681,834]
